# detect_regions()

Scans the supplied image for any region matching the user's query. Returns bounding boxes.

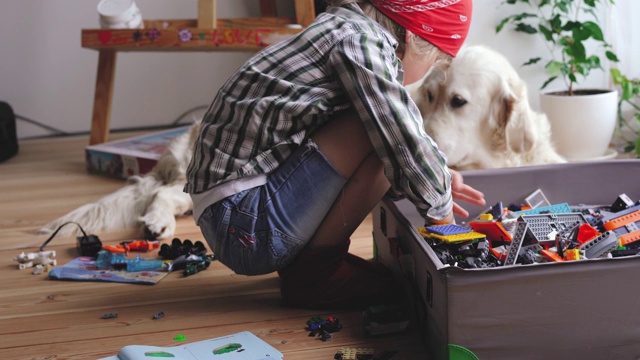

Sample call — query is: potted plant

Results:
[610,68,640,157]
[496,0,620,161]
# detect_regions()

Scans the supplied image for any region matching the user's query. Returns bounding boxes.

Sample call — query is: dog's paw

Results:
[139,210,176,240]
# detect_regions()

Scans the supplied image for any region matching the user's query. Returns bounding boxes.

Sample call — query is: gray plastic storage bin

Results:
[373,160,640,360]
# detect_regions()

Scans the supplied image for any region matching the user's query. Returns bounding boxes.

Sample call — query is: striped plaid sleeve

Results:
[328,32,453,220]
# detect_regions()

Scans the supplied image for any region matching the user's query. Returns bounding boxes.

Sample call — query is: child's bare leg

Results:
[277,114,398,309]
[308,114,389,249]
[307,151,388,249]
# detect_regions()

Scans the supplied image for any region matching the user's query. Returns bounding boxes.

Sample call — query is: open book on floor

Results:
[99,331,283,360]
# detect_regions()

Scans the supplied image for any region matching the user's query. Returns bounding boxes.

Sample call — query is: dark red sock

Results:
[344,252,393,276]
[277,241,400,310]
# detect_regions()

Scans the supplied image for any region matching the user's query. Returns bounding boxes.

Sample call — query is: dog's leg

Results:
[39,176,161,237]
[140,183,193,239]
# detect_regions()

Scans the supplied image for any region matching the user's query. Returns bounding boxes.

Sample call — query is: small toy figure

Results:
[306,316,342,341]
[13,250,57,270]
[334,348,374,360]
[152,311,165,320]
[102,240,160,253]
[95,250,165,272]
[158,238,207,260]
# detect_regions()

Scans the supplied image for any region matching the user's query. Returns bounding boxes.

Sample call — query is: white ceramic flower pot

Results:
[540,89,618,161]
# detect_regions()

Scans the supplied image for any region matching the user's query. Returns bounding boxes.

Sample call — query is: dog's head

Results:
[407,45,545,169]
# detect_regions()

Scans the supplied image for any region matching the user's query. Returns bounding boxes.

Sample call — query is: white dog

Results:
[40,122,200,240]
[406,45,566,170]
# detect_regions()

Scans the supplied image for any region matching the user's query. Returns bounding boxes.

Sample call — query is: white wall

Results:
[1,0,638,139]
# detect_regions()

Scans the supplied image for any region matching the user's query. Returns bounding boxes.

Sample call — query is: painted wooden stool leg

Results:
[295,0,316,26]
[198,0,216,28]
[259,0,277,17]
[89,50,116,145]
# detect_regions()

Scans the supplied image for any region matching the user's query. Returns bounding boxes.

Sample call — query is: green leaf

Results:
[557,1,570,14]
[541,76,557,90]
[582,21,604,41]
[545,61,563,76]
[624,144,634,154]
[606,50,619,62]
[622,81,634,101]
[549,14,563,33]
[563,21,582,32]
[515,22,537,34]
[513,13,537,21]
[539,25,554,42]
[610,68,623,85]
[523,57,542,66]
[635,138,640,158]
[568,41,587,62]
[587,55,601,69]
[569,73,578,83]
[496,18,510,33]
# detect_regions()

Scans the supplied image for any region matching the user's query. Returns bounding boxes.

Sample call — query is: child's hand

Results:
[450,169,485,219]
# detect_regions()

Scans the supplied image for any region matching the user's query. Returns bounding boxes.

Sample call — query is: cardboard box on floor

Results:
[85,126,189,179]
[373,160,640,360]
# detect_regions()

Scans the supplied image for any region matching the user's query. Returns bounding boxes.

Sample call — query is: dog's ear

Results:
[491,74,537,153]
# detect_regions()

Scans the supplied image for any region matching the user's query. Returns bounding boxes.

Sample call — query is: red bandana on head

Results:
[370,0,472,57]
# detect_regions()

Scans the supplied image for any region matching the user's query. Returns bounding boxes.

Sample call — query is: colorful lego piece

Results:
[13,251,57,270]
[515,203,572,215]
[576,223,601,244]
[469,220,512,244]
[540,249,564,262]
[95,250,166,272]
[426,224,473,236]
[578,231,619,259]
[420,226,487,244]
[564,249,582,261]
[335,348,374,360]
[525,188,551,208]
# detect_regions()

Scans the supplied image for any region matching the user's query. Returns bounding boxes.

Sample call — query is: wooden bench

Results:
[81,0,316,144]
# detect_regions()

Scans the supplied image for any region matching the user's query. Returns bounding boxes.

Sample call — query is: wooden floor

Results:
[0,133,427,359]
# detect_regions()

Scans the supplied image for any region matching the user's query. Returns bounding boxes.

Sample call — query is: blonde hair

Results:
[325,0,452,66]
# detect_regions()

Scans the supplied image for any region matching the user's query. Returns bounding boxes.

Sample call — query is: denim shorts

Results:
[198,139,347,275]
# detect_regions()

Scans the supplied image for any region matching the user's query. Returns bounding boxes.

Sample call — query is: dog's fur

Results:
[40,122,200,239]
[406,45,565,170]
[42,45,565,239]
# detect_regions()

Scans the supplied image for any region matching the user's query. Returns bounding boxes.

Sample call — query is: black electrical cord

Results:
[16,104,208,140]
[15,114,69,136]
[39,221,88,252]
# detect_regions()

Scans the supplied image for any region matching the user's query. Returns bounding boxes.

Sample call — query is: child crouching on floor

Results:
[184,0,485,309]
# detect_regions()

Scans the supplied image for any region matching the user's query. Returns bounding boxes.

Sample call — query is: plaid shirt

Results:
[184,4,453,220]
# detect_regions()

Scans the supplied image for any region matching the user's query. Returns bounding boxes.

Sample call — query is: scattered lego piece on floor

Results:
[152,311,165,320]
[307,316,342,341]
[335,347,375,360]
[13,250,57,270]
[101,313,118,319]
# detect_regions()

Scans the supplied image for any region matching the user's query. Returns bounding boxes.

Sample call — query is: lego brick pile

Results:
[419,192,640,268]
